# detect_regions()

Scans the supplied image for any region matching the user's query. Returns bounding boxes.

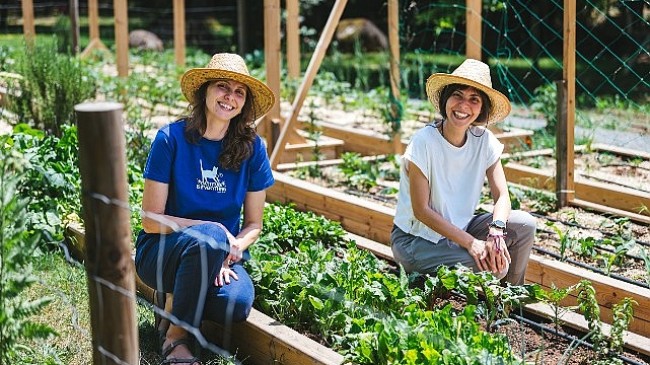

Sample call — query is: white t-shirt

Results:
[394,124,503,243]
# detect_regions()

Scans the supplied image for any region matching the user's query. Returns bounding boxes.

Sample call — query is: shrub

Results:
[7,39,96,137]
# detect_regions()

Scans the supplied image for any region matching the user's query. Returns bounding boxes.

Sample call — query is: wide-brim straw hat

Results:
[181,53,275,120]
[425,59,511,124]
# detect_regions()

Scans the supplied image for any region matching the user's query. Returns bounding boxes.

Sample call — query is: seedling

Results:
[542,283,577,331]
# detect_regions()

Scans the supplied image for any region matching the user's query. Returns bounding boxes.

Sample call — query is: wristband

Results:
[487,233,505,253]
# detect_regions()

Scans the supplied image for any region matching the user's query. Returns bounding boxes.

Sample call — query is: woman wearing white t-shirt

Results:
[392,59,535,285]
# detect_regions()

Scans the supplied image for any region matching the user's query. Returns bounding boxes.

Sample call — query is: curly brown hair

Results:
[183,81,257,171]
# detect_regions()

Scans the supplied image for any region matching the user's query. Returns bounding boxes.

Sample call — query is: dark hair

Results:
[438,83,492,126]
[184,81,257,171]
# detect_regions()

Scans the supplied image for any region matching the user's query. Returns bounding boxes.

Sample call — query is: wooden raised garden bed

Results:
[65,218,650,364]
[300,119,534,155]
[292,116,648,223]
[503,143,650,223]
[266,171,650,341]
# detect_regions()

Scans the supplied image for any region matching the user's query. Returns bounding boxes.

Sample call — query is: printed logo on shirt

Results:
[197,159,226,192]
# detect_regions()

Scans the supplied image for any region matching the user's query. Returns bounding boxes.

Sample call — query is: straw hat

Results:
[180,53,275,119]
[425,59,511,124]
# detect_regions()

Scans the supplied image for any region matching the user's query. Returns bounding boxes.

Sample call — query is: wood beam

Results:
[286,0,301,79]
[114,0,129,77]
[81,0,109,58]
[466,0,482,60]
[269,0,349,168]
[173,0,186,67]
[21,0,35,45]
[557,0,576,206]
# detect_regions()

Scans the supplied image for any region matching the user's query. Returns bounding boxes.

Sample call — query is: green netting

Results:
[393,0,648,135]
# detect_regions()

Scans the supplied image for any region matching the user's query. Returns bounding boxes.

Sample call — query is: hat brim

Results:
[181,69,275,120]
[426,74,511,124]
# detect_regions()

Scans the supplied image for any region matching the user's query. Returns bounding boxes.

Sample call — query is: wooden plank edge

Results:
[503,162,650,218]
[524,302,650,357]
[202,310,346,365]
[591,143,650,161]
[304,120,535,155]
[345,231,650,357]
[571,198,650,225]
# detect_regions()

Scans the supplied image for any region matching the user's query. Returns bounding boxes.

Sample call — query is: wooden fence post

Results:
[114,0,129,77]
[173,0,186,67]
[81,0,110,58]
[388,0,403,155]
[466,0,482,60]
[269,0,348,168]
[286,0,300,79]
[75,102,138,365]
[21,0,35,45]
[69,0,80,54]
[263,0,282,152]
[557,0,576,207]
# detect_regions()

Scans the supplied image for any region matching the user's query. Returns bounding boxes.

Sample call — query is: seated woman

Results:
[391,59,536,285]
[135,53,276,365]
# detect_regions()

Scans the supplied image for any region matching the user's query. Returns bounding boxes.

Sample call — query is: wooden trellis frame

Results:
[266,0,410,167]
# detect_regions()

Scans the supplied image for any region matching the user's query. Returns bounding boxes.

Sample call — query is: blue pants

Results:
[135,223,254,329]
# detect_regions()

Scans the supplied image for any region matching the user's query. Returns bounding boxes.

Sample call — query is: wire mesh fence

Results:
[1,1,650,363]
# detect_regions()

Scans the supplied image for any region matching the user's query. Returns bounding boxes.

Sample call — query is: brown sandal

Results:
[160,338,201,365]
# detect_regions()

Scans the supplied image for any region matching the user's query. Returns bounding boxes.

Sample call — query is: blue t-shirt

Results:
[144,120,275,236]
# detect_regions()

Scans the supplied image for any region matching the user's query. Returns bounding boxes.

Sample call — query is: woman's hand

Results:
[468,239,489,271]
[486,233,511,274]
[211,222,243,264]
[469,237,510,274]
[215,259,239,286]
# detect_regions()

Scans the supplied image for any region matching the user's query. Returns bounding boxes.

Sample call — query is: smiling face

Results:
[205,79,249,122]
[439,84,491,128]
[444,86,483,129]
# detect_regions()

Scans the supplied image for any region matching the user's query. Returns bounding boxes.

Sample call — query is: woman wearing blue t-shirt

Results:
[391,59,536,286]
[135,53,276,365]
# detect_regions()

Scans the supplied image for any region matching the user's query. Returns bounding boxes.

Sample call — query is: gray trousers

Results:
[390,210,536,285]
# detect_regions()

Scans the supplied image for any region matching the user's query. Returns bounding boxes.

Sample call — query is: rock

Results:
[129,29,163,51]
[335,18,388,53]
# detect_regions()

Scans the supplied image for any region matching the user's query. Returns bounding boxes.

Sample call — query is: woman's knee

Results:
[207,280,255,323]
[509,210,537,240]
[227,295,254,322]
[181,224,229,255]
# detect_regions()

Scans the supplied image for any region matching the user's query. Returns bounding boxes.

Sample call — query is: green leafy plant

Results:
[600,237,636,275]
[8,39,96,137]
[599,217,631,240]
[0,150,56,363]
[530,82,557,133]
[576,280,604,352]
[545,222,573,260]
[639,247,650,287]
[435,265,543,332]
[1,124,81,243]
[575,236,598,258]
[608,297,637,356]
[542,283,577,331]
[250,203,534,364]
[575,280,637,364]
[339,152,378,190]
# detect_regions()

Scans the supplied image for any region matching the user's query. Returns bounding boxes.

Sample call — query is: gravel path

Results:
[506,116,650,153]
